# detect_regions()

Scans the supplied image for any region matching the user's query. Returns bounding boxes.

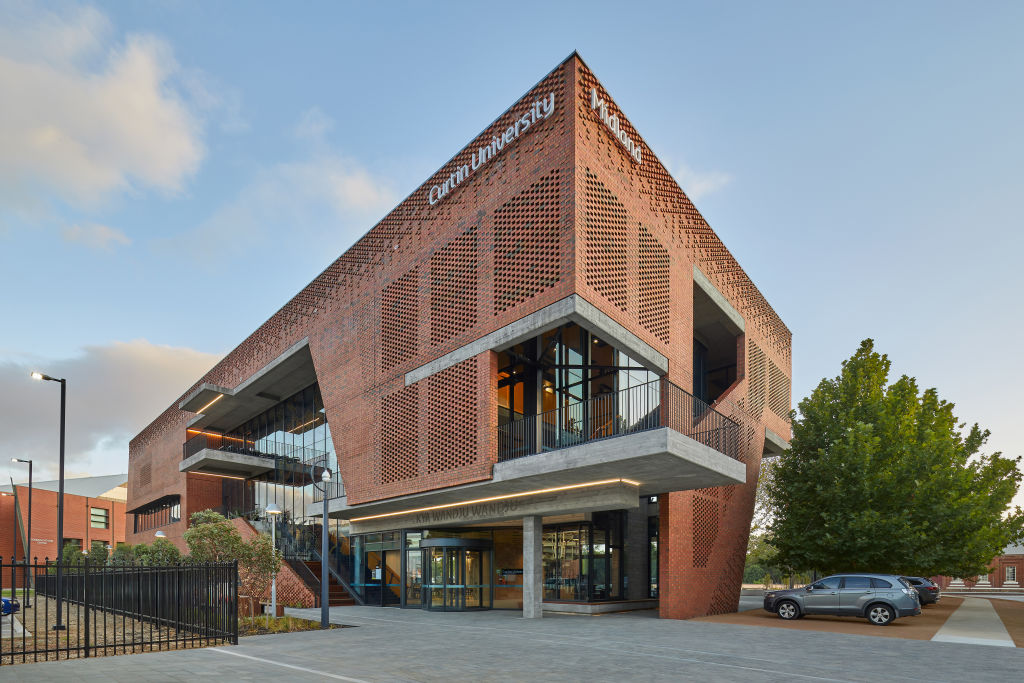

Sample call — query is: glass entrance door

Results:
[424,547,492,611]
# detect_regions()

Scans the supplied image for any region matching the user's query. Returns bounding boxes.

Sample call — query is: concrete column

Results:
[523,515,543,618]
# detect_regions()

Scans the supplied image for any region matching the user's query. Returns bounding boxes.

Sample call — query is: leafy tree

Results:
[184,510,246,563]
[240,532,282,619]
[86,540,109,565]
[149,538,183,565]
[768,339,1024,578]
[56,542,84,572]
[132,543,152,566]
[110,542,136,566]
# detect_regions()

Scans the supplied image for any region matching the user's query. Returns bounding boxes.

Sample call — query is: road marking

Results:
[207,647,372,681]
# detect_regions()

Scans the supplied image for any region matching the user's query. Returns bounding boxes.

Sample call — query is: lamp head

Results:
[266,502,282,515]
[154,530,167,538]
[30,372,44,381]
[321,469,332,483]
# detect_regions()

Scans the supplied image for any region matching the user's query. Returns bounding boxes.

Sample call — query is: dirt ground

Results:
[989,598,1024,647]
[691,597,963,641]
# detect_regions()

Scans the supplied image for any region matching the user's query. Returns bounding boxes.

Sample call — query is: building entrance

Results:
[421,538,492,611]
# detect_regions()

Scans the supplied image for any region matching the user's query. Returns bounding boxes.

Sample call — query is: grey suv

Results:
[763,574,921,625]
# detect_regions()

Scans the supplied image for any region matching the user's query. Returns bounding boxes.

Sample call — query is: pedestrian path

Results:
[931,598,1015,647]
[1,615,30,638]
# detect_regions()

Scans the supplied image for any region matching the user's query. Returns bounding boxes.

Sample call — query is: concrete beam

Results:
[523,515,543,618]
[693,266,744,335]
[764,427,790,456]
[347,480,639,534]
[405,294,668,385]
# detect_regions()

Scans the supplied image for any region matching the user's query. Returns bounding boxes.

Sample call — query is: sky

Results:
[1,0,1022,509]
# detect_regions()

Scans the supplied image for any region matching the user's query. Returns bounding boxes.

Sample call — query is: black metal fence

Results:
[497,378,740,462]
[1,558,237,666]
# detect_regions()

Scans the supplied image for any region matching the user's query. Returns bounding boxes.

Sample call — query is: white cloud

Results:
[671,161,733,202]
[0,340,222,481]
[0,3,205,212]
[171,109,396,263]
[61,223,132,250]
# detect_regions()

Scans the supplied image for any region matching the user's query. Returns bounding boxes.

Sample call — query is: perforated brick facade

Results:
[127,53,791,619]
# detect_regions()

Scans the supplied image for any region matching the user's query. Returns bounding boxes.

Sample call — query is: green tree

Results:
[183,510,246,563]
[149,538,183,565]
[132,543,152,566]
[240,532,282,618]
[109,542,136,566]
[767,339,1024,578]
[86,540,109,565]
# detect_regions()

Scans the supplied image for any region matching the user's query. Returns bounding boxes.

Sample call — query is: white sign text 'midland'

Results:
[590,87,642,164]
[428,92,556,206]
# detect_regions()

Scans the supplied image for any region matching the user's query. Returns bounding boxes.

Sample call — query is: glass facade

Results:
[347,512,631,610]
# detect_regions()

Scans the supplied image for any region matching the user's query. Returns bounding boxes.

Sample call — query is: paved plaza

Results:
[6,605,1024,682]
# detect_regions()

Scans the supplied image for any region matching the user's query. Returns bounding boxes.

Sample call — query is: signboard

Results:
[589,87,642,164]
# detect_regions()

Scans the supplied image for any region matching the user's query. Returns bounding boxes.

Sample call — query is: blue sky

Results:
[1,0,1022,509]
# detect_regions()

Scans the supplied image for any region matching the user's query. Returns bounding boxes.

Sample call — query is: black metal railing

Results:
[497,378,740,462]
[1,558,237,666]
[182,433,325,464]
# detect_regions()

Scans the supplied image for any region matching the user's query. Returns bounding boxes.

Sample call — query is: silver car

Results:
[763,574,921,625]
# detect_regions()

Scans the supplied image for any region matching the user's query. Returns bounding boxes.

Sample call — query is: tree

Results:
[767,339,1024,578]
[109,542,136,566]
[183,510,246,563]
[149,538,183,565]
[86,540,109,566]
[132,543,152,566]
[239,532,282,619]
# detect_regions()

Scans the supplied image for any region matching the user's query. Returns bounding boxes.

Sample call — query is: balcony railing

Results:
[182,432,325,464]
[497,378,740,462]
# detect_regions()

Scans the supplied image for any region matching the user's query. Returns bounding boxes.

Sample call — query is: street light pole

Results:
[265,503,282,619]
[320,468,332,629]
[31,371,67,630]
[11,458,32,607]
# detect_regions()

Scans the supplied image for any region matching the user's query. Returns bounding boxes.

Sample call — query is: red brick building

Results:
[127,53,792,618]
[938,543,1024,590]
[0,474,128,564]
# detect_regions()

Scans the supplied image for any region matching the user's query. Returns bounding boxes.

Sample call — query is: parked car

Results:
[1,596,19,616]
[763,574,921,626]
[902,576,941,605]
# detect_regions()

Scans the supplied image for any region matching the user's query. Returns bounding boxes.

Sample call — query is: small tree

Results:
[184,510,246,563]
[110,542,136,566]
[149,538,183,565]
[87,540,109,565]
[133,543,152,566]
[60,542,84,571]
[239,532,282,621]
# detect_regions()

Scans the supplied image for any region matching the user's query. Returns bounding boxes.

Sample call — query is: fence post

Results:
[83,558,90,657]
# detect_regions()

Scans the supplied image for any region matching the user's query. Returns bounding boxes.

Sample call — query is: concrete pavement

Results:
[4,605,1023,682]
[932,598,1015,647]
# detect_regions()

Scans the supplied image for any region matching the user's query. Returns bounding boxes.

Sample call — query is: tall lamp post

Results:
[265,503,282,618]
[315,468,333,629]
[11,458,32,607]
[31,371,66,630]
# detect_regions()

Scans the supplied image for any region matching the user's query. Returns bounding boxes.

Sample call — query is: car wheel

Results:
[776,600,799,620]
[867,603,895,626]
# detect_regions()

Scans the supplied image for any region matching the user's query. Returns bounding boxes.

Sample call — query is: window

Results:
[90,507,109,529]
[1008,566,1017,583]
[133,496,181,532]
[811,577,841,590]
[842,576,871,589]
[871,578,894,589]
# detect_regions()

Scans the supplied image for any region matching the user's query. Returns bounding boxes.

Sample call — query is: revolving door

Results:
[421,538,493,611]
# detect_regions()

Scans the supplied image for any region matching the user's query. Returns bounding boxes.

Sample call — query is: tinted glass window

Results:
[843,576,871,589]
[812,577,841,590]
[871,578,894,589]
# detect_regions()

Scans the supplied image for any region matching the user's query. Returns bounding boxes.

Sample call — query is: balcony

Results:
[180,432,328,483]
[497,378,739,463]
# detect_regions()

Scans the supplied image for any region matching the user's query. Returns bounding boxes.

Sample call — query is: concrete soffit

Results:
[182,337,314,430]
[405,294,669,385]
[693,265,745,335]
[763,427,790,457]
